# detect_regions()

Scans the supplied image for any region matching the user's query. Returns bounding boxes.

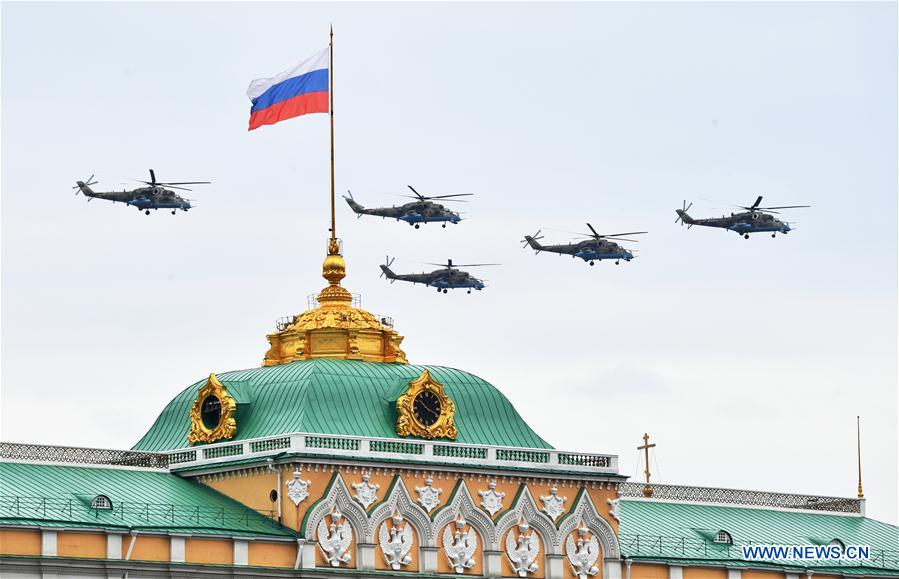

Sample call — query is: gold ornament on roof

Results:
[263,240,407,365]
[188,373,238,444]
[396,369,457,440]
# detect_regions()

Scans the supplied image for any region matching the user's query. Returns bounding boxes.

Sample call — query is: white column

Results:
[546,553,566,578]
[40,530,57,557]
[669,565,684,579]
[484,550,503,577]
[605,559,623,579]
[727,569,742,579]
[358,542,376,569]
[233,539,249,566]
[300,541,316,569]
[170,536,186,563]
[105,532,123,560]
[420,546,439,573]
[786,574,800,579]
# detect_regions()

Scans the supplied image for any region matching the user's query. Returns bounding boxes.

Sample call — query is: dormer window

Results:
[828,539,845,551]
[714,530,732,544]
[91,495,112,510]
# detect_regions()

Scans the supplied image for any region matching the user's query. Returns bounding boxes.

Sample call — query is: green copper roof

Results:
[619,499,899,573]
[133,359,551,452]
[0,462,294,537]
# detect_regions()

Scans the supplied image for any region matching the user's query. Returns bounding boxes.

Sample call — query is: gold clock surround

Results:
[396,370,457,440]
[188,373,238,444]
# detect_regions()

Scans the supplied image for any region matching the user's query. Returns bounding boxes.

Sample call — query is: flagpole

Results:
[329,26,336,243]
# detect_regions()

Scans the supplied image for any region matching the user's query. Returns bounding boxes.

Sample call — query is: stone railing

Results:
[619,482,862,514]
[165,432,620,476]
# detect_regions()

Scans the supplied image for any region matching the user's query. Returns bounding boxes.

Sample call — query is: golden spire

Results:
[262,239,407,366]
[857,416,864,499]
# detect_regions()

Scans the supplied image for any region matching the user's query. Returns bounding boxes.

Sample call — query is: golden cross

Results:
[637,433,656,485]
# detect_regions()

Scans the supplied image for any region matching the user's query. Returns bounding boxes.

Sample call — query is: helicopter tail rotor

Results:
[675,200,694,228]
[521,229,544,251]
[380,256,397,282]
[73,175,98,197]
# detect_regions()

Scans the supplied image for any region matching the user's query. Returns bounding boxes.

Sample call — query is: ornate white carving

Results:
[443,514,477,574]
[607,497,620,522]
[317,506,353,567]
[566,521,600,579]
[378,511,414,570]
[415,476,443,513]
[478,480,505,516]
[539,485,568,520]
[352,470,380,509]
[505,518,540,577]
[285,469,311,506]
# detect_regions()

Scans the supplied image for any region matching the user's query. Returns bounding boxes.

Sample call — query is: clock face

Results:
[200,395,222,429]
[413,390,442,427]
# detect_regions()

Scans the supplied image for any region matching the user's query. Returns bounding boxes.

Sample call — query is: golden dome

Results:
[262,241,406,365]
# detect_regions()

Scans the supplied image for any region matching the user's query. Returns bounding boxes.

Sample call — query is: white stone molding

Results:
[607,498,621,522]
[442,514,479,574]
[505,517,542,577]
[367,476,432,546]
[416,476,444,513]
[352,469,380,509]
[540,485,568,521]
[565,521,600,578]
[285,469,312,506]
[169,536,186,563]
[41,530,57,557]
[302,473,367,545]
[233,539,249,566]
[493,486,557,552]
[432,481,494,551]
[378,511,415,570]
[669,565,684,579]
[478,479,506,516]
[317,506,354,567]
[105,532,124,560]
[557,491,620,559]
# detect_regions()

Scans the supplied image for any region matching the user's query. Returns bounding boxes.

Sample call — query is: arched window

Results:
[713,530,732,544]
[91,495,112,510]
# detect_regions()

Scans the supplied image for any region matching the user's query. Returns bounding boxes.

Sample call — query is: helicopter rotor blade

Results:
[157,181,212,186]
[600,231,648,238]
[407,185,425,200]
[423,193,474,200]
[756,205,810,210]
[750,195,763,209]
[149,169,156,187]
[586,223,600,237]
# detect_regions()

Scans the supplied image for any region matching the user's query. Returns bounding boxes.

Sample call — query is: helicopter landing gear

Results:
[615,260,620,265]
[145,210,150,215]
[172,210,176,215]
[744,234,750,239]
[772,233,776,238]
[414,224,420,229]
[467,289,471,294]
[589,261,595,266]
[442,223,446,228]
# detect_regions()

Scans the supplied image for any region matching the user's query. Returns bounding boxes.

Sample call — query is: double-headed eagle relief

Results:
[317,506,353,567]
[505,517,541,577]
[566,521,601,578]
[378,511,414,570]
[442,514,478,574]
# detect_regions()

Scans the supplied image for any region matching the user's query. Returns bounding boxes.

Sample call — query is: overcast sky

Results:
[2,2,896,524]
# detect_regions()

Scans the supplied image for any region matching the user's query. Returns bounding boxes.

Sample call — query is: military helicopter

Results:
[344,186,471,228]
[73,170,210,215]
[675,197,809,239]
[379,257,497,293]
[522,223,646,266]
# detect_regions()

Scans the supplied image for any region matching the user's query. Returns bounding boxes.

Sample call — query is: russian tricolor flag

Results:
[247,48,329,131]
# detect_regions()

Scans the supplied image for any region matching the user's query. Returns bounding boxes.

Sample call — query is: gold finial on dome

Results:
[262,239,407,366]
